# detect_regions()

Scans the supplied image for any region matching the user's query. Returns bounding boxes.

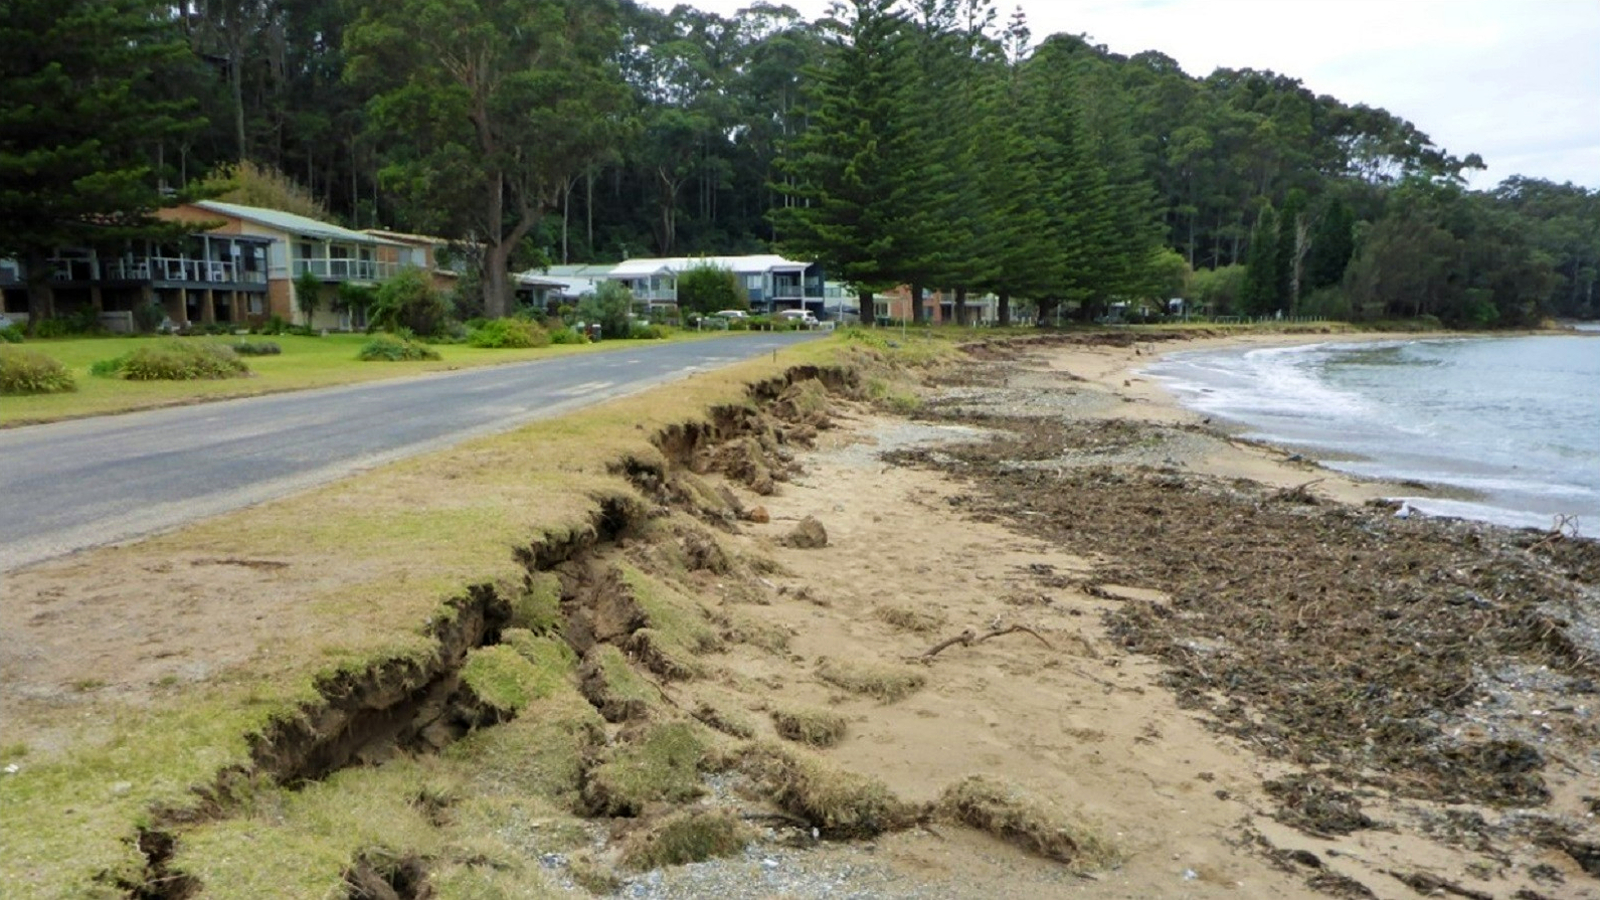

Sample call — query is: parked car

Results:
[714,309,749,319]
[777,309,819,328]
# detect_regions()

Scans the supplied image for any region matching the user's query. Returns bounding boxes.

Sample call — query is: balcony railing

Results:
[292,258,398,282]
[628,287,677,302]
[103,257,268,286]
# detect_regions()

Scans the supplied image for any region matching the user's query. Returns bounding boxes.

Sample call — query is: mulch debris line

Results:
[884,349,1600,889]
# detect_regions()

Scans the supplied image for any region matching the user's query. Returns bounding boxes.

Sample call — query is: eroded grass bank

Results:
[3,330,1116,897]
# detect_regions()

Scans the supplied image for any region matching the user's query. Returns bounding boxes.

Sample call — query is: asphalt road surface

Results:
[0,332,819,571]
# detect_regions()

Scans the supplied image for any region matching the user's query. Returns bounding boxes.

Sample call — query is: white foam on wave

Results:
[1149,342,1369,422]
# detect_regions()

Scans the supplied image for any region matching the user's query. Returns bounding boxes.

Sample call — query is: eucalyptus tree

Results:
[346,0,629,317]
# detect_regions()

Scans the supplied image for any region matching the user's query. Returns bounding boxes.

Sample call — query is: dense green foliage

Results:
[0,0,208,329]
[467,318,552,349]
[7,1,1597,326]
[0,347,77,394]
[94,342,251,380]
[369,268,450,337]
[577,282,634,339]
[675,264,748,315]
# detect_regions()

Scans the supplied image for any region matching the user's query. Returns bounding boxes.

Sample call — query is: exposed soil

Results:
[7,332,1598,899]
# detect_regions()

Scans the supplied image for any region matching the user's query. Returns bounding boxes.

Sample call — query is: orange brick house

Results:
[159,201,413,329]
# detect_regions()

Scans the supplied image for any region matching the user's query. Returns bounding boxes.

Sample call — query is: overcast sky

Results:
[652,0,1600,190]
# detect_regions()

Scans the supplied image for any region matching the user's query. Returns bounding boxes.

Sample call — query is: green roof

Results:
[195,201,403,246]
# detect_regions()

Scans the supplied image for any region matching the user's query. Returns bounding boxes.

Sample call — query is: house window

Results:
[744,274,762,290]
[248,295,264,315]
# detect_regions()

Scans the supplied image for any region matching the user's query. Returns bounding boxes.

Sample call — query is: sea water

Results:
[1147,333,1600,533]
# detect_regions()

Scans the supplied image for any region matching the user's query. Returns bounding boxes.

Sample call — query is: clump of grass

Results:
[583,721,708,816]
[874,604,946,634]
[620,810,751,870]
[229,340,281,356]
[0,346,76,394]
[579,644,657,722]
[568,853,620,894]
[734,742,915,839]
[449,690,604,810]
[620,564,722,680]
[94,341,250,380]
[771,706,848,748]
[936,775,1119,869]
[864,376,920,413]
[816,657,926,702]
[460,645,547,717]
[509,572,563,635]
[495,628,576,697]
[691,699,756,739]
[718,609,791,653]
[357,333,440,361]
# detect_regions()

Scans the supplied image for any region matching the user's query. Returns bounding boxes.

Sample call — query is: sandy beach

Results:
[3,329,1596,898]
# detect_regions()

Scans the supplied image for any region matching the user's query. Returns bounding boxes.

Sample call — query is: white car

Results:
[714,309,749,319]
[777,309,819,328]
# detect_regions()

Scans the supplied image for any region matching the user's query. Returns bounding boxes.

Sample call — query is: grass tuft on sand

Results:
[583,721,709,817]
[936,775,1120,870]
[620,809,752,870]
[873,603,947,634]
[771,706,849,748]
[815,656,926,702]
[733,742,916,839]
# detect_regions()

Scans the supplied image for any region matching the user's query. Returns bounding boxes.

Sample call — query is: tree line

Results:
[2,0,1596,325]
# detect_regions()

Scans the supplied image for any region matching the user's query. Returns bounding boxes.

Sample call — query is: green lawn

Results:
[1,331,720,426]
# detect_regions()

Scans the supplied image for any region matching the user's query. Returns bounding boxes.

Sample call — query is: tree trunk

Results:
[858,289,874,325]
[230,47,246,161]
[954,285,968,325]
[484,173,507,317]
[585,168,595,255]
[23,249,55,334]
[561,178,570,264]
[909,280,923,323]
[997,291,1010,326]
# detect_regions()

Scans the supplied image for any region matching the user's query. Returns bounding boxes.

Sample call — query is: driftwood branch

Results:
[917,625,1053,662]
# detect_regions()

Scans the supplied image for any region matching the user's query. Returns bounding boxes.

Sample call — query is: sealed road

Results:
[0,332,818,570]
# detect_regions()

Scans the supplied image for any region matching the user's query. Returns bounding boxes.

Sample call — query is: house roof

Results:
[607,255,811,278]
[194,201,405,246]
[363,228,448,247]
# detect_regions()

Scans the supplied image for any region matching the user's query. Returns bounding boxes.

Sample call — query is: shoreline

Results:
[1120,330,1592,534]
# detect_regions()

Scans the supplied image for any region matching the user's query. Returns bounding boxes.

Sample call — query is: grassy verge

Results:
[0,330,719,426]
[0,334,857,897]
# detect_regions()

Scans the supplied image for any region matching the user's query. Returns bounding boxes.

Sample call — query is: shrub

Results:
[0,323,24,343]
[230,341,281,356]
[370,268,451,337]
[97,342,250,380]
[357,333,440,361]
[467,317,551,349]
[676,263,748,315]
[132,300,166,334]
[259,315,289,335]
[577,282,633,339]
[0,346,77,394]
[628,322,669,340]
[548,326,589,345]
[32,309,103,338]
